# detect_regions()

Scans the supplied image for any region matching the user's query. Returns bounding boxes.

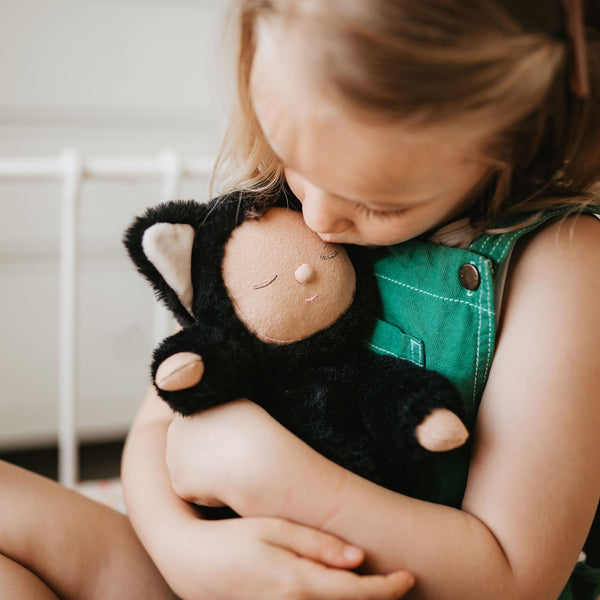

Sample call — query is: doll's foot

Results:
[155,352,204,391]
[415,408,469,452]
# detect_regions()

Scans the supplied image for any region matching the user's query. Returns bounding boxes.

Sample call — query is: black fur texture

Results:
[124,190,467,505]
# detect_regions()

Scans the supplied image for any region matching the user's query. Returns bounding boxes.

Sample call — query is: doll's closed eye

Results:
[320,250,338,260]
[252,274,278,289]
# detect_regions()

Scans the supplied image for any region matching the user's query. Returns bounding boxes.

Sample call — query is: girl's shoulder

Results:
[494,211,600,370]
[507,212,600,292]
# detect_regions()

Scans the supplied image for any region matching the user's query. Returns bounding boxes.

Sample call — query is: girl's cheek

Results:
[284,168,305,201]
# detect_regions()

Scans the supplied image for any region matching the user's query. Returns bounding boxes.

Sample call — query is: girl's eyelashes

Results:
[355,203,406,220]
[252,274,278,289]
[320,250,338,260]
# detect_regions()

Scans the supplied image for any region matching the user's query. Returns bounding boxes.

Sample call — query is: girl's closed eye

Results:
[355,203,407,220]
[320,249,338,260]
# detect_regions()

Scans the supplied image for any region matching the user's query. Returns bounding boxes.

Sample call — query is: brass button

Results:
[459,264,480,291]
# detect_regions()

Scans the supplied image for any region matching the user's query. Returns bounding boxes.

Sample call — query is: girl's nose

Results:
[295,263,315,284]
[302,191,352,235]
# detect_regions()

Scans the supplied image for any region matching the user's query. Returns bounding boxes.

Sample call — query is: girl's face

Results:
[250,21,492,247]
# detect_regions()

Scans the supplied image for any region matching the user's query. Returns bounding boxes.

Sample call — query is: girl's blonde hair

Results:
[214,0,600,230]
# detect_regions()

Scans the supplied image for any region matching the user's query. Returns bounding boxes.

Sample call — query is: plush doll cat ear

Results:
[124,200,208,326]
[142,222,195,313]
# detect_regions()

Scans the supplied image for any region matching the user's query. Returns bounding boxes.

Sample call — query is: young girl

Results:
[122,1,600,599]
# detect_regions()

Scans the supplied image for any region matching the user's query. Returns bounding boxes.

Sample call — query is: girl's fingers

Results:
[258,519,416,599]
[263,519,365,568]
[311,569,416,600]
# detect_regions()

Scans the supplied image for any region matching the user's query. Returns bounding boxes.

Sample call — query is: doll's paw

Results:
[415,408,469,452]
[155,352,204,391]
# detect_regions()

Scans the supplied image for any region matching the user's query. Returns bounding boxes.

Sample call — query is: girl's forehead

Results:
[251,22,489,204]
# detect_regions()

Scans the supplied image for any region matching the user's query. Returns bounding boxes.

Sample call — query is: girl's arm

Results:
[168,215,600,599]
[121,386,415,600]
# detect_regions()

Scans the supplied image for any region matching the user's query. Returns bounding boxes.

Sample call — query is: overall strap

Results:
[468,206,599,267]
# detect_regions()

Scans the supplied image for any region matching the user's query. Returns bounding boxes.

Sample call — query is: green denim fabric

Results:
[369,208,600,599]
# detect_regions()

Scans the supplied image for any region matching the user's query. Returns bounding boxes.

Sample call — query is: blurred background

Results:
[0,0,229,482]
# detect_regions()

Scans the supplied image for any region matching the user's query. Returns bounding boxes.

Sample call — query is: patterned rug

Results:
[76,478,126,514]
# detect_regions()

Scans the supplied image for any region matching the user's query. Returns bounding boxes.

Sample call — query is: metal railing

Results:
[0,149,213,487]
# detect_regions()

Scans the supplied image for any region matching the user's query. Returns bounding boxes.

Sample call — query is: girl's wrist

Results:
[141,501,203,563]
[289,461,353,531]
[237,442,353,531]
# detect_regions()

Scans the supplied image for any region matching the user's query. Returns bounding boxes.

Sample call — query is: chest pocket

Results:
[369,318,425,367]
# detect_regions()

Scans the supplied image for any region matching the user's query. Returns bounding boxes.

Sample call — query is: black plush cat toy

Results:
[124,192,468,508]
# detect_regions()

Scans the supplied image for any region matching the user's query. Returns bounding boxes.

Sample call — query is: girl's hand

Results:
[131,392,414,600]
[166,399,349,525]
[159,515,415,600]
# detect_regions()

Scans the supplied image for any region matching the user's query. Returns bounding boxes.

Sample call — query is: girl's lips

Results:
[318,233,341,244]
[306,295,318,302]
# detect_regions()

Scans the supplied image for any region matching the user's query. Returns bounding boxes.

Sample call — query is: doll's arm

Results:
[352,354,468,457]
[151,327,251,416]
[166,216,600,599]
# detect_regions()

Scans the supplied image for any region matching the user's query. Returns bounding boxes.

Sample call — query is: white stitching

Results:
[471,257,496,407]
[410,338,423,364]
[488,234,505,257]
[375,273,495,315]
[368,342,423,366]
[497,231,522,261]
[485,264,493,387]
[472,282,483,407]
[478,231,495,255]
[469,256,496,408]
[368,342,399,357]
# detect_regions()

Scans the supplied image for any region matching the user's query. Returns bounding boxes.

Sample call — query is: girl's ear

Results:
[124,200,207,325]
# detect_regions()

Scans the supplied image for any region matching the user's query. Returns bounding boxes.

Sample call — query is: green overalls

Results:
[369,208,600,600]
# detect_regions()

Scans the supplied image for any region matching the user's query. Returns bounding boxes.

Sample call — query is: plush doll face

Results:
[222,207,356,344]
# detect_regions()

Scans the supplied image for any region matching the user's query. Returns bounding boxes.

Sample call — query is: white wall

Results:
[0,0,230,449]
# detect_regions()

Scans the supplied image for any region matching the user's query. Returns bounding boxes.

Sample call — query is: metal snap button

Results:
[459,264,480,291]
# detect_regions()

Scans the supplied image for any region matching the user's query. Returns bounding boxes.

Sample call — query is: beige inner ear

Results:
[142,222,195,314]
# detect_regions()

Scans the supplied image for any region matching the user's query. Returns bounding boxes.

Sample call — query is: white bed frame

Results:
[0,150,212,488]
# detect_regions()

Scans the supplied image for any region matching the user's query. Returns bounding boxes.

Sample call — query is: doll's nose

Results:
[295,263,315,284]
